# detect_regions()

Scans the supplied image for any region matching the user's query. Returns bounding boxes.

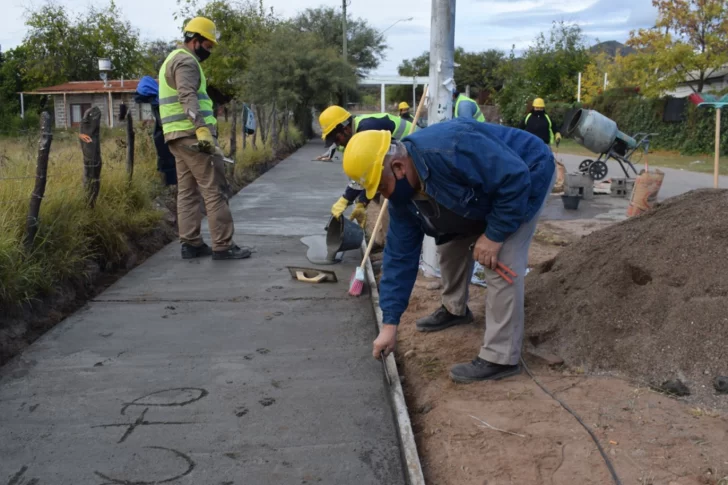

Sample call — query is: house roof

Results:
[23,80,142,95]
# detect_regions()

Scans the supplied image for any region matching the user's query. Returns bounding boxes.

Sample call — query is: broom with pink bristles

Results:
[349,86,429,296]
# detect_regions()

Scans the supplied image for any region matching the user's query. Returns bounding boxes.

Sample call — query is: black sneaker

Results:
[416,305,474,332]
[181,242,213,259]
[212,244,252,260]
[449,357,521,384]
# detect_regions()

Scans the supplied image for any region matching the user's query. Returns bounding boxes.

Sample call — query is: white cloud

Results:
[0,0,656,76]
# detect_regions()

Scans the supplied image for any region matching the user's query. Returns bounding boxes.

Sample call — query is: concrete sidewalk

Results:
[0,143,407,485]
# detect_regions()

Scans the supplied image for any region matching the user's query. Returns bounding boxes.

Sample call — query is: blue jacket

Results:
[380,118,554,325]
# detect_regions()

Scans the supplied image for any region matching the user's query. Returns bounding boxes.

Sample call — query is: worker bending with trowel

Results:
[318,106,413,228]
[159,17,250,260]
[342,118,555,382]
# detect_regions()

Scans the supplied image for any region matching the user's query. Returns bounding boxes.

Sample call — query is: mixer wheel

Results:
[588,160,608,181]
[579,159,593,172]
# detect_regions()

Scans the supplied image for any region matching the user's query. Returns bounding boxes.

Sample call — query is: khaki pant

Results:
[438,176,554,365]
[168,137,234,251]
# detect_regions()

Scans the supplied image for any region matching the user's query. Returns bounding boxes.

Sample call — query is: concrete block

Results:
[564,172,594,200]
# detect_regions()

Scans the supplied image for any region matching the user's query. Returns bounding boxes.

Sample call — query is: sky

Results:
[1,0,657,75]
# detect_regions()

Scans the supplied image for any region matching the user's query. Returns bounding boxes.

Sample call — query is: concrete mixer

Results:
[566,109,658,180]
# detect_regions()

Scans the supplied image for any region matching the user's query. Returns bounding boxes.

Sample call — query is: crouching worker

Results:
[342,118,555,382]
[319,105,413,228]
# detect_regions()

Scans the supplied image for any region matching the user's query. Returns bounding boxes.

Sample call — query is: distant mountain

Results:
[590,41,635,57]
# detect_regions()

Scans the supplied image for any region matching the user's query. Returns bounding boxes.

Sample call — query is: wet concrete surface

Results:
[0,142,406,485]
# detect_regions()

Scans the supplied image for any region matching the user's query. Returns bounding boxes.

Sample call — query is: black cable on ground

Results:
[520,357,623,485]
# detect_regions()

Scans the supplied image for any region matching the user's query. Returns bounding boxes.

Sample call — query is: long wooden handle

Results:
[360,201,388,268]
[359,85,429,270]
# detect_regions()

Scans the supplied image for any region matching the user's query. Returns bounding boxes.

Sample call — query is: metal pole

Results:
[20,93,25,119]
[604,72,608,90]
[342,0,348,63]
[422,0,456,276]
[715,108,721,189]
[381,83,386,113]
[412,79,416,110]
[342,0,348,107]
[577,72,582,103]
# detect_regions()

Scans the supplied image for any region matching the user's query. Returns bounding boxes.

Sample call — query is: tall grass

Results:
[0,126,163,307]
[0,119,305,309]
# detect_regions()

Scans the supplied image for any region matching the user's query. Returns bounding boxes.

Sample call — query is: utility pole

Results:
[342,0,348,63]
[421,0,456,277]
[342,0,348,107]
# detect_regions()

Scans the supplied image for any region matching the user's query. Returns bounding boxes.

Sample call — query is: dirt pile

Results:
[525,189,728,403]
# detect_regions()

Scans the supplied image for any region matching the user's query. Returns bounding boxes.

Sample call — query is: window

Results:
[70,103,92,126]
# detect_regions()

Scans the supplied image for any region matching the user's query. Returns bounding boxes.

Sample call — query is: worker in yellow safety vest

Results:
[398,102,413,122]
[317,105,414,228]
[452,90,485,121]
[159,16,251,261]
[522,97,562,146]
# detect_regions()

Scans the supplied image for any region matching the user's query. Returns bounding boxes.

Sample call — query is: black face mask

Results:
[387,166,415,205]
[194,41,211,62]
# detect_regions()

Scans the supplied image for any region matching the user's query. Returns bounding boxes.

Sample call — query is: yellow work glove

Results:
[555,132,562,145]
[349,202,367,228]
[196,127,215,154]
[331,196,350,219]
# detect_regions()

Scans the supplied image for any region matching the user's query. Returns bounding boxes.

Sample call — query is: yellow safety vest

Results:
[455,95,485,122]
[524,113,555,144]
[158,49,217,135]
[353,113,413,139]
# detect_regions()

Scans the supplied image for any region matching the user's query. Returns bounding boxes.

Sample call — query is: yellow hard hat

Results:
[343,130,392,200]
[533,97,546,109]
[319,105,352,140]
[398,102,410,110]
[184,17,220,45]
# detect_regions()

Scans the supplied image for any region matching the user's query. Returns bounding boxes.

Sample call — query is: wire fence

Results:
[1,109,138,248]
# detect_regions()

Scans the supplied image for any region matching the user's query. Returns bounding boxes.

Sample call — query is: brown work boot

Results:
[416,305,473,332]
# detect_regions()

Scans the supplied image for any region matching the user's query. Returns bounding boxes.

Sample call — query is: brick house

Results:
[22,80,154,129]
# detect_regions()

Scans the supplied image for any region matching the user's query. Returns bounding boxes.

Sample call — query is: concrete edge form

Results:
[362,240,426,485]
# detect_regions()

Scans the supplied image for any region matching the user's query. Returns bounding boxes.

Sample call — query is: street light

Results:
[379,17,414,36]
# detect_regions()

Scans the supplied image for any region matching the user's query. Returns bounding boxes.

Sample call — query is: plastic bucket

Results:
[326,215,364,260]
[561,195,581,210]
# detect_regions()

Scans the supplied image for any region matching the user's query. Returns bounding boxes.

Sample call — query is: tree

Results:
[242,23,357,138]
[140,40,178,76]
[627,0,728,95]
[22,1,143,88]
[521,22,591,102]
[188,0,278,97]
[293,7,387,75]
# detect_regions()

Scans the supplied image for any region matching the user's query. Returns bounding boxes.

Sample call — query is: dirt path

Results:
[385,220,728,485]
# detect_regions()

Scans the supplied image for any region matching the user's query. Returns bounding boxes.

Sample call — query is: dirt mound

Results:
[525,189,728,404]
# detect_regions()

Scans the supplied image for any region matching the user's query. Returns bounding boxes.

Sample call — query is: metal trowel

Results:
[286,266,338,284]
[185,143,236,164]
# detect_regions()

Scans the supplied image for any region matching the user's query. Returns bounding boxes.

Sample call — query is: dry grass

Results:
[0,119,303,309]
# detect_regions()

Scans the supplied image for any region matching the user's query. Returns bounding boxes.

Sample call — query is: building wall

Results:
[666,77,728,98]
[51,93,154,128]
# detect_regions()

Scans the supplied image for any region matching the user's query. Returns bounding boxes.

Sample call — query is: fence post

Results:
[126,112,135,181]
[23,112,53,251]
[81,106,102,208]
[271,102,279,159]
[230,99,237,158]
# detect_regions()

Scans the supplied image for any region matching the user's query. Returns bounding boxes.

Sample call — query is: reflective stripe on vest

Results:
[158,49,217,134]
[455,95,485,122]
[353,113,413,140]
[524,113,554,144]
